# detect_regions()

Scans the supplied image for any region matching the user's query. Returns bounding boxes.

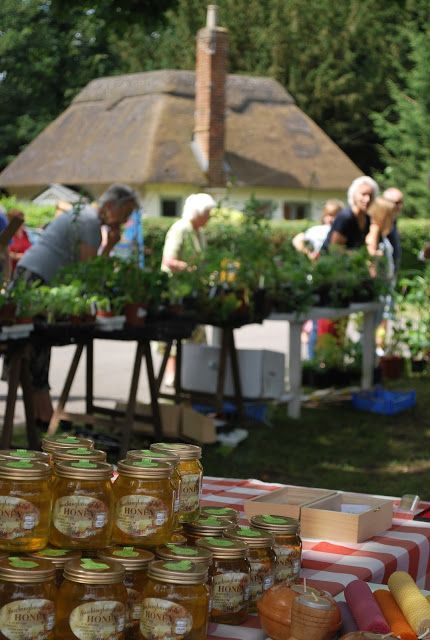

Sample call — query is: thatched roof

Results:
[0,70,360,192]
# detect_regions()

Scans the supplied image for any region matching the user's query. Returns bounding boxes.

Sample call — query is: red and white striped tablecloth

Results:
[202,477,430,640]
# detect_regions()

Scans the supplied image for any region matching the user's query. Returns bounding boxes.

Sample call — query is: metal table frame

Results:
[39,320,195,457]
[270,301,382,417]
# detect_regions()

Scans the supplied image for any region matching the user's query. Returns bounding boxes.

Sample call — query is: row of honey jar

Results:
[0,523,301,640]
[0,438,205,552]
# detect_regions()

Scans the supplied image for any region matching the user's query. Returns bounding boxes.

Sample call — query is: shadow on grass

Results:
[201,376,430,498]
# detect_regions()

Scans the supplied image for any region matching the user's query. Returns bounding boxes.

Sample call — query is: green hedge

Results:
[0,196,55,229]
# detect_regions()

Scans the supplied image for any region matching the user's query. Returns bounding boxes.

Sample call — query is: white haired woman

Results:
[322,176,379,251]
[160,193,216,385]
[161,193,216,272]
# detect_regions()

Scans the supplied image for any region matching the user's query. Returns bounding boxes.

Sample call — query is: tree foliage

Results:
[372,27,430,217]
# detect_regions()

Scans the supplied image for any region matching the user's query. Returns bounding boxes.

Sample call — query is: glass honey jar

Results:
[250,515,302,584]
[112,459,174,547]
[200,506,240,525]
[168,528,188,544]
[196,536,251,625]
[140,559,209,640]
[53,447,107,465]
[155,543,213,569]
[0,449,50,465]
[41,435,94,458]
[183,515,235,545]
[50,460,114,550]
[126,448,181,516]
[0,555,56,639]
[225,526,276,612]
[27,548,82,587]
[98,546,153,640]
[56,557,127,640]
[150,443,202,523]
[0,459,52,553]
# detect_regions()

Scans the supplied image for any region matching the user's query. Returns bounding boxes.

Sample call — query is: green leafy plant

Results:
[44,283,94,321]
[9,280,48,319]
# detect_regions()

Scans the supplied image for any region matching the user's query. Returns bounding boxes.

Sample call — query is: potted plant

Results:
[9,280,47,323]
[45,283,95,324]
[303,333,361,388]
[379,316,406,380]
[395,273,430,373]
[0,291,16,326]
[311,252,357,308]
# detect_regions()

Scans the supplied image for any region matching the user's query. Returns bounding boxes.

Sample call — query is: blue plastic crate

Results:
[192,401,268,423]
[351,388,416,415]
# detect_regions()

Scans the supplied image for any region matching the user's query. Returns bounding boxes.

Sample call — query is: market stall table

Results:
[0,339,38,449]
[201,476,430,640]
[270,301,382,418]
[36,319,195,457]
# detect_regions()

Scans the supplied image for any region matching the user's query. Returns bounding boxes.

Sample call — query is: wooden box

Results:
[244,485,337,520]
[300,491,393,543]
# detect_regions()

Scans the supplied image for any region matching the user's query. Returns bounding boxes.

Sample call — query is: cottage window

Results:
[283,202,310,220]
[161,198,182,217]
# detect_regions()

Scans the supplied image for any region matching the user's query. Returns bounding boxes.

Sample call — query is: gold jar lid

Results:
[183,516,234,536]
[250,514,300,534]
[53,447,107,463]
[54,459,113,480]
[28,548,82,569]
[200,506,239,523]
[0,449,50,464]
[98,547,154,571]
[42,434,94,454]
[0,556,56,583]
[150,443,202,461]
[127,449,180,466]
[0,459,51,480]
[148,559,207,584]
[225,526,274,548]
[117,458,172,479]
[156,543,213,566]
[64,558,125,584]
[196,536,248,558]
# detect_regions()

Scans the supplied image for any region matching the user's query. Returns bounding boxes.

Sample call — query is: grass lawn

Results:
[15,375,429,500]
[201,376,430,500]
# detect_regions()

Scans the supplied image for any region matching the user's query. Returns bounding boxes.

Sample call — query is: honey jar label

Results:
[140,598,192,639]
[249,560,274,599]
[0,598,55,639]
[212,572,250,613]
[115,495,168,536]
[69,601,125,639]
[126,588,141,626]
[274,546,301,581]
[0,496,39,539]
[179,474,201,513]
[53,495,108,538]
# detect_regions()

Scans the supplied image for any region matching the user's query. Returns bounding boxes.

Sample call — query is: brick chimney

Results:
[193,5,228,186]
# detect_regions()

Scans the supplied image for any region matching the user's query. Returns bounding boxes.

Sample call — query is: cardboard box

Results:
[116,401,217,445]
[181,344,285,399]
[300,491,393,543]
[244,485,337,520]
[116,401,182,438]
[181,406,217,444]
